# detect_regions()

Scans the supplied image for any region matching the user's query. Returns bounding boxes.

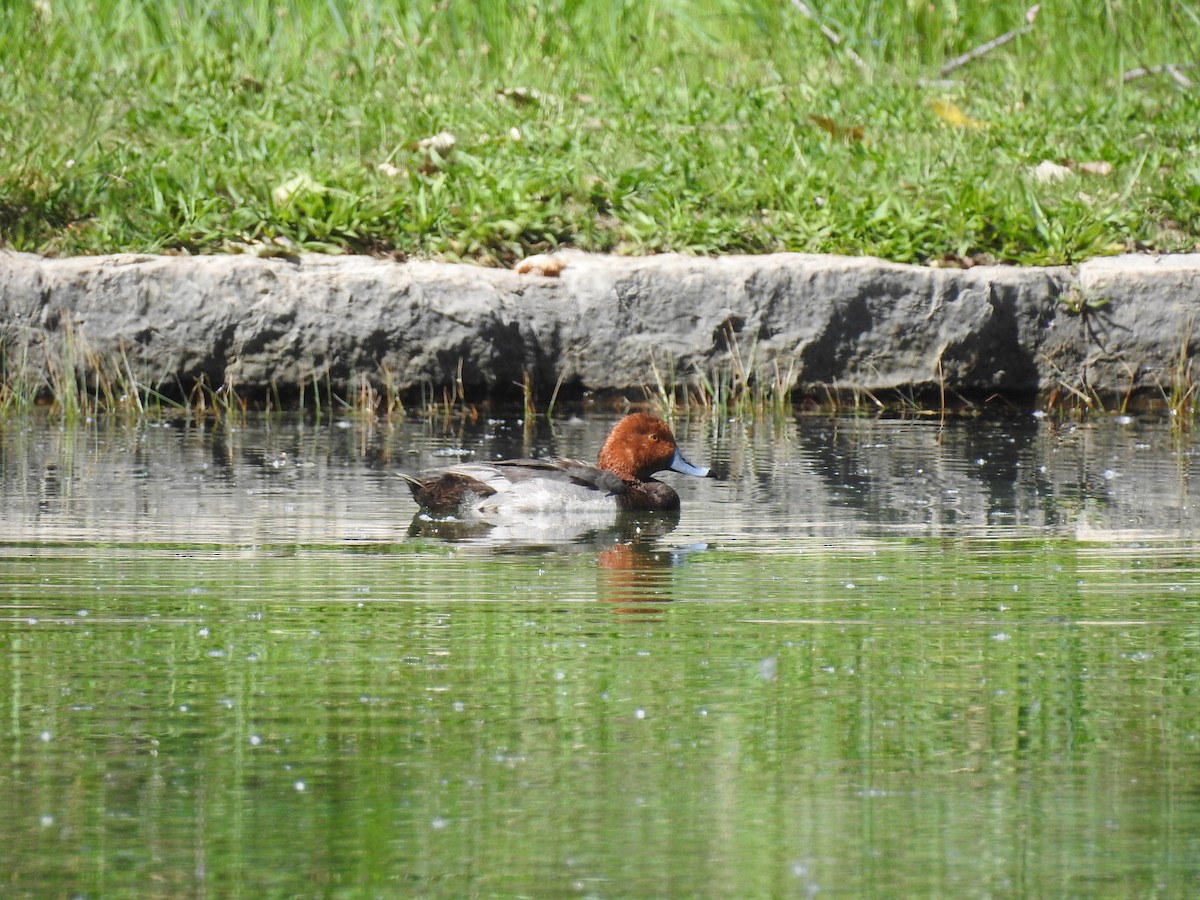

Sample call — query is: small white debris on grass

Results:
[497,86,544,106]
[1032,160,1074,183]
[415,131,457,172]
[417,131,457,155]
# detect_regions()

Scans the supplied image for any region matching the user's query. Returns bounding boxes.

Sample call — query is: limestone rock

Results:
[2,250,1197,403]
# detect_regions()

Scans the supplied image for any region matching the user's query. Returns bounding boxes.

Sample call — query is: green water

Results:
[2,416,1199,897]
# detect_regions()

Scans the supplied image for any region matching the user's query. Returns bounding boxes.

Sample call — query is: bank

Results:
[2,250,1199,413]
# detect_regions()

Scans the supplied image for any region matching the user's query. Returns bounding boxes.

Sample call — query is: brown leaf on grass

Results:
[808,115,865,142]
[929,100,987,129]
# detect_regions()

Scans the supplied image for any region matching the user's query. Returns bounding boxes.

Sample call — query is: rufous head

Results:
[597,414,710,483]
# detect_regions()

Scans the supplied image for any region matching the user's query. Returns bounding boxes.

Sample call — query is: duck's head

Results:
[597,413,710,483]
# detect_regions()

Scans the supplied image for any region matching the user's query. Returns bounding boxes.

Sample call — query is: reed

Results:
[352,371,381,419]
[545,367,570,422]
[1162,326,1198,424]
[646,353,681,421]
[645,335,796,422]
[377,364,405,421]
[5,322,1197,423]
[0,324,187,421]
[296,363,339,421]
[188,373,247,424]
[519,370,536,422]
[411,358,477,424]
[0,331,41,416]
[41,322,86,420]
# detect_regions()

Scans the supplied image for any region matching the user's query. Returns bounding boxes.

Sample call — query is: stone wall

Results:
[2,250,1198,404]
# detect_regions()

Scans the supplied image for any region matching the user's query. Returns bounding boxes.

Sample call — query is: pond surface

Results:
[2,412,1199,897]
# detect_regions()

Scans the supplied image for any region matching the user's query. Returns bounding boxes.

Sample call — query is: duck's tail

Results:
[400,471,496,513]
[399,473,426,500]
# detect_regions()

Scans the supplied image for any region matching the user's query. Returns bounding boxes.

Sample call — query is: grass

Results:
[2,321,1179,424]
[0,321,186,420]
[647,324,795,422]
[0,0,1198,266]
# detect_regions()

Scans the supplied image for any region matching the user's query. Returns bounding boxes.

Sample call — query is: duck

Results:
[403,413,710,517]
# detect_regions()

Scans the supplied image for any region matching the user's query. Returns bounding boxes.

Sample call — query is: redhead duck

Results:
[403,413,710,516]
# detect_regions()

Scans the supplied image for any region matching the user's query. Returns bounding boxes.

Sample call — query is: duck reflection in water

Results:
[595,518,685,611]
[407,509,690,611]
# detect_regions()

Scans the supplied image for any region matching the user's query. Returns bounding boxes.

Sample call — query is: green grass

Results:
[1,0,1198,265]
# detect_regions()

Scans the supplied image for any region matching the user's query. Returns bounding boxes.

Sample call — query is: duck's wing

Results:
[491,457,627,495]
[404,459,629,516]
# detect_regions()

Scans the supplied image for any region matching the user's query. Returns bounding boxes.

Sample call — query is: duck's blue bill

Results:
[669,449,710,478]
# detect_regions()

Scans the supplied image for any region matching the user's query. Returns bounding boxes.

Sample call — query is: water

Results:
[2,413,1199,897]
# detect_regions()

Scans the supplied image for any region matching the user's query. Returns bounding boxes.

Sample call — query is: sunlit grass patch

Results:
[0,0,1196,264]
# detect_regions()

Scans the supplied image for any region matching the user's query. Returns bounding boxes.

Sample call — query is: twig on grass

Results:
[1122,64,1195,90]
[939,5,1040,77]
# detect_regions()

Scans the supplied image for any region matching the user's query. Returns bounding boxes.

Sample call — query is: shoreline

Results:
[2,250,1198,410]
